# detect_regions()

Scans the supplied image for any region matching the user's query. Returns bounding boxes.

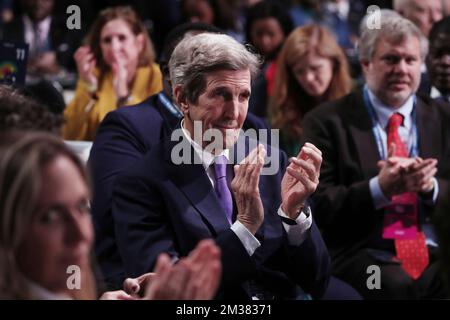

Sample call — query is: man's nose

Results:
[430,9,443,24]
[225,97,240,120]
[439,53,450,66]
[393,59,408,74]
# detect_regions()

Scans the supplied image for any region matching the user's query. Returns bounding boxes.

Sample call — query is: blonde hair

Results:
[271,24,352,139]
[0,131,97,299]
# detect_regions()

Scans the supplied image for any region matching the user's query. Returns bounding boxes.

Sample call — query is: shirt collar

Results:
[367,87,415,130]
[180,119,230,170]
[429,86,450,102]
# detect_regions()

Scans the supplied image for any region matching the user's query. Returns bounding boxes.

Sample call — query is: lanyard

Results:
[158,92,183,119]
[362,86,419,160]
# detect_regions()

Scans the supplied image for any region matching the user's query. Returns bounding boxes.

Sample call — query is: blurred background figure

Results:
[180,0,245,42]
[63,6,162,141]
[1,0,81,78]
[0,84,63,134]
[0,0,14,26]
[245,0,294,117]
[270,24,352,156]
[425,16,450,103]
[444,0,450,17]
[393,0,443,37]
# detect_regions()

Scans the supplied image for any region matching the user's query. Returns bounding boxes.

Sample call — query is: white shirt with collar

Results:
[23,14,52,54]
[180,120,312,255]
[430,86,450,102]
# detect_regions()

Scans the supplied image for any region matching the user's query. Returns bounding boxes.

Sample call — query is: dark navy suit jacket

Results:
[89,92,273,290]
[111,133,330,299]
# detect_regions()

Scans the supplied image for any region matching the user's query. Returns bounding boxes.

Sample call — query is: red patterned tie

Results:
[387,113,429,280]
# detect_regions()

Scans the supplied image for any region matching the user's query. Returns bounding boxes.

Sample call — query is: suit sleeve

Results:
[112,170,257,286]
[89,110,150,243]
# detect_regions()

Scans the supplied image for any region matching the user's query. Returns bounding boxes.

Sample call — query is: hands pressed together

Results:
[231,142,322,235]
[378,143,438,198]
[74,46,129,100]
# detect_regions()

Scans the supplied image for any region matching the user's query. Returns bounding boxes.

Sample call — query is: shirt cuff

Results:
[370,176,391,209]
[420,177,439,205]
[277,206,312,246]
[231,220,261,256]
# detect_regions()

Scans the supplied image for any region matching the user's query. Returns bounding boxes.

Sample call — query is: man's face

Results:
[426,33,450,95]
[178,69,251,150]
[401,0,442,36]
[363,36,422,108]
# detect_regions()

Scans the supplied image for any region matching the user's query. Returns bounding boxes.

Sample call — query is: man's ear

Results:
[173,85,189,115]
[361,60,370,75]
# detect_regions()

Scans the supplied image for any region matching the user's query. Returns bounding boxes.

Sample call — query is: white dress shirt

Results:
[23,15,52,55]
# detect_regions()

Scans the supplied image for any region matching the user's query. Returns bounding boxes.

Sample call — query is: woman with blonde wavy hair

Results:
[270,24,352,156]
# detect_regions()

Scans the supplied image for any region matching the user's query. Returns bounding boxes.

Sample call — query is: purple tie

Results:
[213,155,233,224]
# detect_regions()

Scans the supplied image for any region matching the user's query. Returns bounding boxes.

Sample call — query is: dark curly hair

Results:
[0,85,63,134]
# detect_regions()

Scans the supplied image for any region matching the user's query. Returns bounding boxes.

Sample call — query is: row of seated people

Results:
[2,9,450,300]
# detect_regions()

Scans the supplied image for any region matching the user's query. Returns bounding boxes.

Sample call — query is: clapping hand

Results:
[281,142,322,219]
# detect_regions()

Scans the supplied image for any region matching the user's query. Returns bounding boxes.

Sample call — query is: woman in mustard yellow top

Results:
[64,6,162,141]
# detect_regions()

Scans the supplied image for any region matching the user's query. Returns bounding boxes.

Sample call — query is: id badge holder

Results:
[382,196,418,240]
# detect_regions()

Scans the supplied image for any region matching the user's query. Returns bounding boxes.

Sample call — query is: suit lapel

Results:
[346,90,381,179]
[164,137,231,235]
[164,133,269,239]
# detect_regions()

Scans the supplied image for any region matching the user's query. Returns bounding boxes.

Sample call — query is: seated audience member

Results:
[302,15,450,299]
[0,131,221,300]
[111,32,331,300]
[180,0,245,42]
[63,6,162,141]
[1,0,80,75]
[0,84,62,134]
[393,0,443,94]
[425,16,450,103]
[393,0,443,37]
[89,22,270,291]
[270,24,352,157]
[245,1,294,118]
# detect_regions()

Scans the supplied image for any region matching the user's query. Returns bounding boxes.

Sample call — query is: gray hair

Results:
[169,33,261,103]
[392,0,410,11]
[358,15,428,63]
